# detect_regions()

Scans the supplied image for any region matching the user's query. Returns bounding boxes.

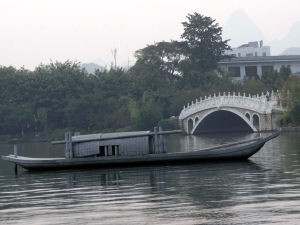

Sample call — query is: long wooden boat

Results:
[1,130,281,171]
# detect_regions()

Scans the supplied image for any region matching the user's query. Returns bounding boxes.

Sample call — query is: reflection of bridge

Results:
[178,91,285,134]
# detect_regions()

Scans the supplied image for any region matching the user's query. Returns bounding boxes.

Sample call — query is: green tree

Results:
[281,75,300,126]
[0,103,34,135]
[261,65,292,91]
[180,13,232,73]
[134,41,186,82]
[37,107,48,130]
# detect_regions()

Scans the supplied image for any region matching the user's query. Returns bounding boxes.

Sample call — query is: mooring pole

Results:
[65,132,73,159]
[14,145,17,158]
[154,127,159,154]
[158,126,163,153]
[14,145,18,174]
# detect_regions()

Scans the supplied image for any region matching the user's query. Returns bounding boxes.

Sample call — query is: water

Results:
[1,132,300,224]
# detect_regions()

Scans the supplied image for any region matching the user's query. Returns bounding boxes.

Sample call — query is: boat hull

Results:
[1,131,281,171]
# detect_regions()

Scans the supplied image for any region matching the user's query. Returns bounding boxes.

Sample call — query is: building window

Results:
[255,52,257,57]
[262,52,266,56]
[246,53,253,57]
[245,66,258,78]
[228,67,241,77]
[238,53,241,57]
[262,66,273,75]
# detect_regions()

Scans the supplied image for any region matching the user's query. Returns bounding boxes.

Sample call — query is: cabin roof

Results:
[72,131,151,141]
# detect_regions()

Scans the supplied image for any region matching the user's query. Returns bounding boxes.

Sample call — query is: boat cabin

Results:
[70,131,164,158]
[52,127,178,159]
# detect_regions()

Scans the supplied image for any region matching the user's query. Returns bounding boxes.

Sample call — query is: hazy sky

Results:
[1,0,300,70]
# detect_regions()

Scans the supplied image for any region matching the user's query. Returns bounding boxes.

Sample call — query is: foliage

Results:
[280,75,300,126]
[180,12,232,73]
[132,100,163,130]
[158,119,179,131]
[134,41,185,82]
[261,65,291,91]
[276,114,292,127]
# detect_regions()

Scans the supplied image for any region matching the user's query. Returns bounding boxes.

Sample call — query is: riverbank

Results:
[280,126,300,132]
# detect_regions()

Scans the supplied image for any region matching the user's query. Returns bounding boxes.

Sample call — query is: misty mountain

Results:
[93,58,110,68]
[222,9,267,49]
[93,57,134,69]
[81,63,104,74]
[281,47,300,55]
[223,9,300,55]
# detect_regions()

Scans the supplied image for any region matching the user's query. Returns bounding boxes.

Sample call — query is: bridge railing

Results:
[179,91,284,119]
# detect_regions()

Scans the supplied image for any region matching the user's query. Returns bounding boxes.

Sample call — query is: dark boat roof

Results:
[72,131,151,142]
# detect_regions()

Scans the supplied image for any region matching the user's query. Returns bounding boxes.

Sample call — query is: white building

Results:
[218,55,300,80]
[225,41,271,57]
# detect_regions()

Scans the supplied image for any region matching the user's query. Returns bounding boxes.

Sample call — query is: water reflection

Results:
[2,161,284,225]
[166,132,262,153]
[14,160,264,200]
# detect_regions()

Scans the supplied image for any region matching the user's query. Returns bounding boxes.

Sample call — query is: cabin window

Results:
[112,145,121,156]
[99,145,120,156]
[107,146,114,156]
[99,146,105,156]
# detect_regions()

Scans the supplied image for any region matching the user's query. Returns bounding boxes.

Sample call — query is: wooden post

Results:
[14,145,17,158]
[154,127,159,154]
[163,139,167,153]
[158,127,163,153]
[65,132,72,159]
[14,144,18,173]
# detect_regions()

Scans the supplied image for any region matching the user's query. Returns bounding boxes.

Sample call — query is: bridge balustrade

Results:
[179,91,282,119]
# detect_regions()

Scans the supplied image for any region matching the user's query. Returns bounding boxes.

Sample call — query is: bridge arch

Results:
[188,118,193,134]
[190,108,257,134]
[252,114,260,131]
[245,112,251,121]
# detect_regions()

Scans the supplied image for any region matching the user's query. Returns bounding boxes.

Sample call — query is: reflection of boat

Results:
[1,130,281,171]
[18,160,263,189]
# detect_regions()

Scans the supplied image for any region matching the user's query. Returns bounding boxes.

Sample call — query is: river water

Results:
[0,132,300,224]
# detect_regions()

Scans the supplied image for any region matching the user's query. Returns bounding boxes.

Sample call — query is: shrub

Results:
[276,114,291,127]
[158,119,179,131]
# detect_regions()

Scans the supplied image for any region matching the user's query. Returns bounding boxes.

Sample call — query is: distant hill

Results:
[81,57,135,71]
[223,9,300,55]
[281,47,300,55]
[93,58,110,68]
[222,9,267,49]
[81,63,104,74]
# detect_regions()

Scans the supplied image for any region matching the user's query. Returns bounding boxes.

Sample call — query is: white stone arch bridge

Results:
[178,91,285,134]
